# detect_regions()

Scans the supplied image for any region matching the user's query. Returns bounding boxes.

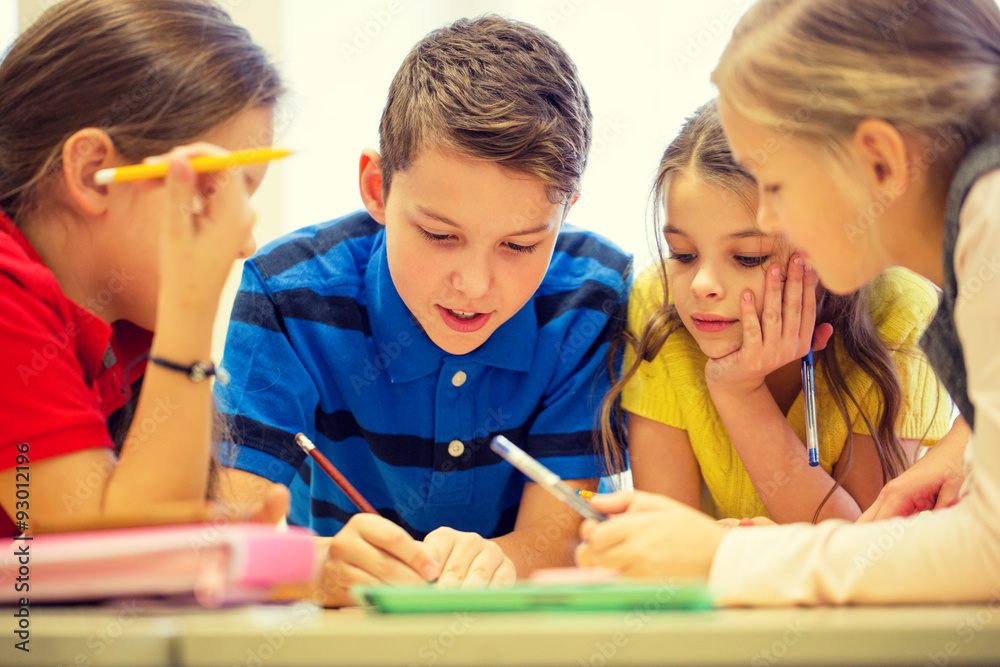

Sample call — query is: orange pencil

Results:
[294,433,379,515]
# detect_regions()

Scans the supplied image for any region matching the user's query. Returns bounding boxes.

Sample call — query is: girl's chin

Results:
[698,341,740,360]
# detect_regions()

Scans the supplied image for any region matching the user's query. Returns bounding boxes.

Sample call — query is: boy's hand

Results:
[318,513,441,607]
[574,491,725,578]
[705,255,832,395]
[423,527,517,589]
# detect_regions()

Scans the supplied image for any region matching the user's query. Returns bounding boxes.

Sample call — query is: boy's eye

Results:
[668,252,696,264]
[736,255,768,268]
[505,241,538,255]
[418,227,452,242]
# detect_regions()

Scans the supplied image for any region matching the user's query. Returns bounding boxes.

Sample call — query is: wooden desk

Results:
[7,603,1000,666]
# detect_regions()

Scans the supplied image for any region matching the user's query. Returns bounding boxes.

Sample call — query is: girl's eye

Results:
[736,255,768,268]
[668,252,696,264]
[505,241,538,254]
[418,228,452,242]
[762,184,781,195]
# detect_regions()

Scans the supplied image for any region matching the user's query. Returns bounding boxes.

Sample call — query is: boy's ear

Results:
[850,118,910,195]
[61,128,118,217]
[563,193,580,218]
[359,148,387,224]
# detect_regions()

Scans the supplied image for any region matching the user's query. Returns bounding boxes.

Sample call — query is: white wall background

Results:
[6,0,754,357]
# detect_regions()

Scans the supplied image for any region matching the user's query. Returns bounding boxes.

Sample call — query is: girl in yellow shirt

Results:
[600,100,950,523]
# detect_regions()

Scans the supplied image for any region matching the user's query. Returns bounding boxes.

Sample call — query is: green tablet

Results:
[353,581,713,614]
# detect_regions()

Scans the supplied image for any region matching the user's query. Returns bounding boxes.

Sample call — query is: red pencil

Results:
[294,433,379,515]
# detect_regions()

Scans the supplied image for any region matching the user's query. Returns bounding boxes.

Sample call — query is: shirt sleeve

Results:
[214,261,319,485]
[708,170,1000,605]
[526,267,633,482]
[0,274,113,470]
[620,267,686,430]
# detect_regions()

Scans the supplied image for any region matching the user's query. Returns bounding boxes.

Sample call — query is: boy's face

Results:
[379,149,567,355]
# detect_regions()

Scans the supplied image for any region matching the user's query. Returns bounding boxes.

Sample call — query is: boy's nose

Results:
[452,257,493,299]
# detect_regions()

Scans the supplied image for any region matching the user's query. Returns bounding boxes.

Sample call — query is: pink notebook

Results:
[0,523,317,607]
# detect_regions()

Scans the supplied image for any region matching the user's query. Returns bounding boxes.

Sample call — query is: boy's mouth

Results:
[438,306,492,333]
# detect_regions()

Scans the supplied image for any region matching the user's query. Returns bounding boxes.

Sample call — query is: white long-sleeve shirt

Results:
[709,170,1000,605]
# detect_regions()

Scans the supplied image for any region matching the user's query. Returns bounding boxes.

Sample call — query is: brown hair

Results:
[378,15,591,205]
[0,0,283,468]
[0,0,284,224]
[712,0,1000,189]
[600,100,916,520]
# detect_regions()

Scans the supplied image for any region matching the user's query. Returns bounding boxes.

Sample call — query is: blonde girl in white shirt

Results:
[577,0,997,605]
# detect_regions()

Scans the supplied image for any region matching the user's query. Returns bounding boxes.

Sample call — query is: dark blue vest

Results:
[919,136,1000,430]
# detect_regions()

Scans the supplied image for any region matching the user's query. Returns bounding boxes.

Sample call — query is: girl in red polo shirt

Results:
[0,0,285,534]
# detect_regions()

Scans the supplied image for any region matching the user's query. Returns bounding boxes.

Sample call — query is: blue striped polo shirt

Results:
[215,210,632,538]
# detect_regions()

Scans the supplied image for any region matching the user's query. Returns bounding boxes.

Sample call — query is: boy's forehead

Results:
[397,145,565,203]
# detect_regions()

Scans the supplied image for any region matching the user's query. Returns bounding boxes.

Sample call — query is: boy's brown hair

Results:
[378,15,592,205]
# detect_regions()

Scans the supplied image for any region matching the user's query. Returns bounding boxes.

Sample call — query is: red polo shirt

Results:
[0,211,151,535]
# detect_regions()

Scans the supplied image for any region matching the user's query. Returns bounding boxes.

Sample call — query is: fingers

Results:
[328,514,440,585]
[812,323,834,353]
[856,496,882,523]
[249,484,290,525]
[738,289,762,356]
[785,256,812,356]
[585,490,635,515]
[761,262,785,346]
[423,528,515,590]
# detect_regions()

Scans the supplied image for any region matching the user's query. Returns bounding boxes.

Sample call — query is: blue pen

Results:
[801,347,820,467]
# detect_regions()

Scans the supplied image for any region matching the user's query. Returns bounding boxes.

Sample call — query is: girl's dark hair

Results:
[600,100,917,521]
[0,0,284,223]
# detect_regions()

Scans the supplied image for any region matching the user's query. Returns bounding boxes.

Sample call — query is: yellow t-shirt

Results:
[621,265,952,520]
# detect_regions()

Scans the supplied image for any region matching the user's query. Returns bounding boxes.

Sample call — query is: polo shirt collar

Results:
[365,232,537,383]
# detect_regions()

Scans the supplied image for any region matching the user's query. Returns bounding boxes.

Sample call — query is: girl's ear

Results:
[61,128,118,217]
[358,148,387,224]
[850,118,910,196]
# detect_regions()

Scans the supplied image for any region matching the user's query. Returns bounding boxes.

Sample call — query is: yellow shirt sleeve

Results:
[620,266,687,430]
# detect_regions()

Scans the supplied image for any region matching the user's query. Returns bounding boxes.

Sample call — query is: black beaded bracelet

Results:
[149,356,230,384]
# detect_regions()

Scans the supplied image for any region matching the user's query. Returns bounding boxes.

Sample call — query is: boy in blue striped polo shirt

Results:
[214,16,631,606]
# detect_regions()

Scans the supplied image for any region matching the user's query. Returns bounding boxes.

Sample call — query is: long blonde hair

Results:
[599,100,915,520]
[712,0,1000,185]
